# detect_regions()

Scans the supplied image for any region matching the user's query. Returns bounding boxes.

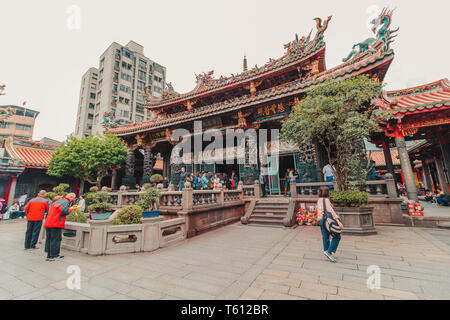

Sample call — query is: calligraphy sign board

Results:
[150,130,166,143]
[254,103,289,121]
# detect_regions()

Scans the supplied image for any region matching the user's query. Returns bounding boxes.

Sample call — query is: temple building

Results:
[106,11,399,194]
[373,78,450,198]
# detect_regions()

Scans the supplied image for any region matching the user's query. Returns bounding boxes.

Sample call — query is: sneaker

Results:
[54,255,64,260]
[30,247,39,250]
[46,257,55,261]
[324,251,336,263]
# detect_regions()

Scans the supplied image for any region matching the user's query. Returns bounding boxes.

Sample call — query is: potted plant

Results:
[88,191,113,220]
[112,205,143,225]
[281,75,391,235]
[137,187,161,218]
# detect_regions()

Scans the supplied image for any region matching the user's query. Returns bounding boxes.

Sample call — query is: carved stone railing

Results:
[160,191,183,207]
[193,190,220,206]
[291,174,398,199]
[224,190,242,202]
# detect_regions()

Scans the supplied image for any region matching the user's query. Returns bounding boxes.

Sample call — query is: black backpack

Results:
[322,198,342,238]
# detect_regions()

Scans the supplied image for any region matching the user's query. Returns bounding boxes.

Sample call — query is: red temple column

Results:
[7,177,18,206]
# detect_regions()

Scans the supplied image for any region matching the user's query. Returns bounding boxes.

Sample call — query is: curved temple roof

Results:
[374,79,450,116]
[4,137,58,169]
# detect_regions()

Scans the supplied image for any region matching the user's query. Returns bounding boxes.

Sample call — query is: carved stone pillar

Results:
[242,135,258,185]
[395,136,418,201]
[122,148,136,188]
[7,177,18,206]
[142,145,156,184]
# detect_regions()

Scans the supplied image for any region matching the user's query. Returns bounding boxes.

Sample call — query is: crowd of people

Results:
[175,168,240,191]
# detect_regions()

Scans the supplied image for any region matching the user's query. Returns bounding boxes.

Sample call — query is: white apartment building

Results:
[75,41,166,137]
[74,67,98,138]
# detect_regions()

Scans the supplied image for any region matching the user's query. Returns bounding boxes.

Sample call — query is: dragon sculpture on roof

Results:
[343,7,399,62]
[102,111,133,129]
[0,106,14,122]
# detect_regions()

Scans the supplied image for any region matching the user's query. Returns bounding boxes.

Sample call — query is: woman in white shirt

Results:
[317,187,343,263]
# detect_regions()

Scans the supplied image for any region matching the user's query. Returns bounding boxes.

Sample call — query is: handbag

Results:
[322,198,342,238]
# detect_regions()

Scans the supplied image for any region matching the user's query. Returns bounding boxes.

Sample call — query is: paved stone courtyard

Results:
[1,220,450,300]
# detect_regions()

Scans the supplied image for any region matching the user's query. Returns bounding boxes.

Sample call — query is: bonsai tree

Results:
[281,75,390,193]
[47,132,127,194]
[46,183,70,201]
[87,191,112,213]
[112,205,143,225]
[150,174,163,184]
[137,187,161,212]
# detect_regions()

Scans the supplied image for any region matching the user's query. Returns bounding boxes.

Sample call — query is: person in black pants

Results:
[24,190,49,249]
[44,193,76,261]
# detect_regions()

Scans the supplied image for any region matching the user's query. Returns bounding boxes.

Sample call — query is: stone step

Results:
[252,208,288,214]
[250,214,286,220]
[437,222,450,229]
[248,217,285,225]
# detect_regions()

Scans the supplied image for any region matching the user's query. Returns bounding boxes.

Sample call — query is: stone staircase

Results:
[241,198,297,228]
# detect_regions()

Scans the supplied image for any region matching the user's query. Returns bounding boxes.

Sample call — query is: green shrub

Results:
[66,208,88,223]
[150,174,163,184]
[142,183,152,190]
[46,192,57,201]
[53,183,69,195]
[87,191,112,213]
[137,187,161,211]
[112,205,143,225]
[89,186,99,192]
[330,190,369,207]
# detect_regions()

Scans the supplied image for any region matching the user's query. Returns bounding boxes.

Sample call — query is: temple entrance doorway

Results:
[278,153,295,194]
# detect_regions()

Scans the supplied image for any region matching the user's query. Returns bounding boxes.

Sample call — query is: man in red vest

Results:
[24,190,49,249]
[44,193,76,261]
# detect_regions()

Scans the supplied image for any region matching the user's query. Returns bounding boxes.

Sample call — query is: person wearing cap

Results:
[43,193,76,261]
[24,190,49,249]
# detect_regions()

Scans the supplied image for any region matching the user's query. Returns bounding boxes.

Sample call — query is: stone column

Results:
[395,136,418,201]
[111,168,117,190]
[421,158,433,191]
[7,177,17,206]
[142,145,156,185]
[382,143,395,177]
[439,141,450,191]
[122,148,136,188]
[435,158,448,192]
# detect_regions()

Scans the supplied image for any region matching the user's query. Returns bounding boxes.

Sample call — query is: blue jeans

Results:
[325,176,334,189]
[319,219,341,254]
[178,182,185,191]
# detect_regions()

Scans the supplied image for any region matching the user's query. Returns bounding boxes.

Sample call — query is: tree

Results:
[47,132,127,192]
[281,75,389,191]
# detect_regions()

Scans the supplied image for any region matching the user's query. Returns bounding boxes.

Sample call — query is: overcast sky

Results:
[0,0,448,141]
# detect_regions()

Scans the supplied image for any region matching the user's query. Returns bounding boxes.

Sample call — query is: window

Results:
[114,61,120,70]
[112,96,117,102]
[122,48,133,59]
[124,98,130,105]
[88,114,94,120]
[90,93,96,99]
[16,124,32,131]
[114,72,119,81]
[0,122,11,128]
[120,72,131,81]
[138,60,147,69]
[137,93,144,102]
[138,70,146,81]
[154,63,164,74]
[91,83,96,90]
[120,84,130,93]
[113,83,118,92]
[89,103,95,109]
[25,110,37,118]
[136,104,145,113]
[154,86,162,93]
[137,81,145,91]
[135,115,144,122]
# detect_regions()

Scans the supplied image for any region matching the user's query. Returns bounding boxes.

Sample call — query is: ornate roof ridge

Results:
[146,16,333,108]
[385,78,449,98]
[111,48,394,135]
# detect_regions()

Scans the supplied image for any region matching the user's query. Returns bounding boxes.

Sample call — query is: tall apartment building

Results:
[75,41,166,137]
[74,67,98,138]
